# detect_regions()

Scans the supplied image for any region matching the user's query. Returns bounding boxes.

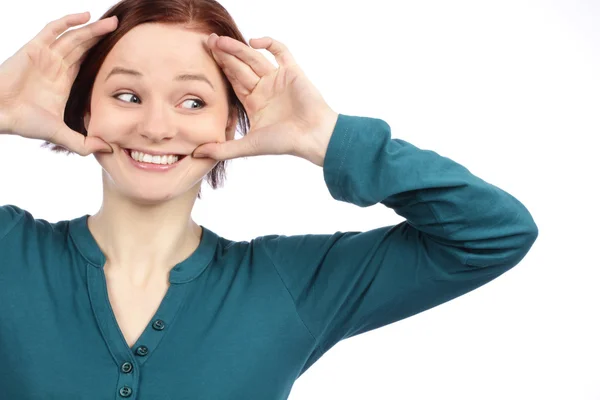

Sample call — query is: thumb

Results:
[192,137,258,161]
[51,125,113,156]
[84,136,114,155]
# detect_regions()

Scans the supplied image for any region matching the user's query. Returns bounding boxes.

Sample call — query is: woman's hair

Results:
[42,0,250,199]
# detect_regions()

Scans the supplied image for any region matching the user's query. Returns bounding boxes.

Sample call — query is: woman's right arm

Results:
[0,11,117,154]
[1,12,119,241]
[0,109,8,134]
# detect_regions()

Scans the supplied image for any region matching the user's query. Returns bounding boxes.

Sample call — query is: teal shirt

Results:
[0,114,538,399]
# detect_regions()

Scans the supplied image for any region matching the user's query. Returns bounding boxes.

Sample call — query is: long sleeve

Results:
[255,114,538,372]
[0,204,25,243]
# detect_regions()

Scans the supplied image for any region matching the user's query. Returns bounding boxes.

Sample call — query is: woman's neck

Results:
[87,199,202,288]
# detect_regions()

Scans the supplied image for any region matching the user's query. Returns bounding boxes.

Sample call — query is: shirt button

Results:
[135,345,149,356]
[152,319,165,331]
[119,386,132,397]
[121,362,133,374]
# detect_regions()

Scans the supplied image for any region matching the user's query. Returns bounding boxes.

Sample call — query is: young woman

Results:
[0,0,538,398]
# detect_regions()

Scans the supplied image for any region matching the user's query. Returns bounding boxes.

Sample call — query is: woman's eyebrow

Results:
[104,66,215,91]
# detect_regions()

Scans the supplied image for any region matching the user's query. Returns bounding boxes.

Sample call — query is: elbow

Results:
[464,224,539,270]
[520,224,539,259]
[504,227,539,270]
[508,208,539,266]
[520,214,539,258]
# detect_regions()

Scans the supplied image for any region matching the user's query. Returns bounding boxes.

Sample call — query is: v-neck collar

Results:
[68,214,219,284]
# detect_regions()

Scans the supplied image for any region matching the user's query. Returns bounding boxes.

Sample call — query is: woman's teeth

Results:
[130,150,181,165]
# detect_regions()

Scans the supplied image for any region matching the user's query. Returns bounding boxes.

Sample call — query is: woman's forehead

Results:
[110,23,212,60]
[101,24,217,79]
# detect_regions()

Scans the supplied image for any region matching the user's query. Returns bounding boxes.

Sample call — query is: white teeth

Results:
[131,150,180,165]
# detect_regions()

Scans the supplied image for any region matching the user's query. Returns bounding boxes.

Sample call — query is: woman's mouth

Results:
[123,148,188,171]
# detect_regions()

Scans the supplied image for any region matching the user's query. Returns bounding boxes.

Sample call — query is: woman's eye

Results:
[114,93,140,104]
[113,93,205,109]
[181,99,206,109]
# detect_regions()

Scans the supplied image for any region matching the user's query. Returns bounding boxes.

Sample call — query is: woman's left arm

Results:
[255,111,538,371]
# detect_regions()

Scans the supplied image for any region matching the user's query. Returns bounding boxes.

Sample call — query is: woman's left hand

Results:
[192,33,339,166]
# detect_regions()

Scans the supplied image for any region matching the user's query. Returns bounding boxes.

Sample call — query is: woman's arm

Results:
[255,114,538,374]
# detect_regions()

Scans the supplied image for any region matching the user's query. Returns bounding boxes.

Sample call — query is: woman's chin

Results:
[126,189,179,205]
[118,181,203,205]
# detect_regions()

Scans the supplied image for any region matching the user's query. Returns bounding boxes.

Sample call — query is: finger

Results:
[49,126,113,156]
[210,47,258,97]
[192,136,259,161]
[65,62,81,84]
[209,34,275,78]
[33,12,92,47]
[249,37,297,69]
[53,15,118,62]
[62,23,115,68]
[62,35,99,70]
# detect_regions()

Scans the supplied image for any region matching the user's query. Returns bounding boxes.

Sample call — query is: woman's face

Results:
[84,23,235,204]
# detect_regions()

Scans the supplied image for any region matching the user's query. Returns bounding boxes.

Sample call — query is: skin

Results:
[85,23,237,287]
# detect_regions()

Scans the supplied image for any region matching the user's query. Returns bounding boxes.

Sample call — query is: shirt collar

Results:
[68,214,219,284]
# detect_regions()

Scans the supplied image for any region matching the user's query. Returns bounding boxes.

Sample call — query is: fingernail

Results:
[99,147,113,154]
[192,152,207,158]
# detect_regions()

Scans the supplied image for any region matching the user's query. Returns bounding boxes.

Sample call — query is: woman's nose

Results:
[139,106,176,142]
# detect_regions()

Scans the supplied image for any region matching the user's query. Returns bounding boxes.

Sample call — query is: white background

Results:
[1,0,598,399]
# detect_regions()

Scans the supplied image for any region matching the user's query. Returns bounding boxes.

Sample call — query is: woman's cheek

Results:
[186,117,227,144]
[87,112,134,144]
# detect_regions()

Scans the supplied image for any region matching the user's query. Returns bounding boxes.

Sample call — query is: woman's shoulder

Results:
[0,204,72,244]
[0,204,28,242]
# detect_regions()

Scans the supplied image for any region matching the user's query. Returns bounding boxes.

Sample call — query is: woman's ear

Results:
[225,114,238,141]
[83,112,90,132]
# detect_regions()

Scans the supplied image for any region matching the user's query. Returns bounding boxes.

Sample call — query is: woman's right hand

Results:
[0,12,117,156]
